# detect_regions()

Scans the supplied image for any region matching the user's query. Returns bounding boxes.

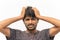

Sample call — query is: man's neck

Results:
[26,30,37,34]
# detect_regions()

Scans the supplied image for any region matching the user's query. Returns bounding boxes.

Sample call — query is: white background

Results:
[0,0,60,40]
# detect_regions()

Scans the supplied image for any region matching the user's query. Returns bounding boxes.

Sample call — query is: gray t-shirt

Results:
[6,28,54,40]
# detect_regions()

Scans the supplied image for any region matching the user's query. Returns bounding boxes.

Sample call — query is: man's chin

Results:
[27,28,36,31]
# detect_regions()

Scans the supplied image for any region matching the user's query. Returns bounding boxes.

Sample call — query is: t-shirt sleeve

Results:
[41,29,55,40]
[6,28,16,40]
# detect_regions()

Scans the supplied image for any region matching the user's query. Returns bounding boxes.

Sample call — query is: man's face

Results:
[23,16,38,31]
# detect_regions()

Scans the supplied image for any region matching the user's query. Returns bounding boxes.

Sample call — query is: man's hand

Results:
[32,8,40,19]
[19,7,25,19]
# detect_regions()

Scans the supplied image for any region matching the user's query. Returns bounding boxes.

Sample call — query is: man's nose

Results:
[29,20,32,24]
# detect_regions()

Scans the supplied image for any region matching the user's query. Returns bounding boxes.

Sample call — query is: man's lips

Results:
[28,24,34,26]
[28,25,34,28]
[28,25,33,27]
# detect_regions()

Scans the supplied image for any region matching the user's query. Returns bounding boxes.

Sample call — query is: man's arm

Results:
[33,8,60,37]
[0,7,25,37]
[0,16,22,30]
[38,16,60,36]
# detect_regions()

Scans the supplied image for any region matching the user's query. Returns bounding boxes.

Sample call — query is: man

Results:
[0,7,60,40]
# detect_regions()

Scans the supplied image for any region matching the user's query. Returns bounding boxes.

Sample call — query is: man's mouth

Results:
[28,25,33,27]
[28,25,34,29]
[28,24,34,26]
[29,24,33,26]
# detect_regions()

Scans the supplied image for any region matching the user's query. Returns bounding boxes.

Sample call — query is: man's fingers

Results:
[32,7,40,15]
[20,7,26,19]
[21,7,25,14]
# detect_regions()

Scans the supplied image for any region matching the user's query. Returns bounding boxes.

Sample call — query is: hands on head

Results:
[19,7,26,19]
[32,7,40,19]
[20,7,40,20]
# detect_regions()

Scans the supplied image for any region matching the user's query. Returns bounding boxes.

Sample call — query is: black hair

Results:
[23,6,37,20]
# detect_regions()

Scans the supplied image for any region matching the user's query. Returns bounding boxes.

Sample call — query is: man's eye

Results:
[26,19,29,21]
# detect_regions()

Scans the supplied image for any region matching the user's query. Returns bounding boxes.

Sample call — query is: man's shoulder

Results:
[41,29,49,31]
[38,29,49,32]
[9,28,23,34]
[40,29,49,33]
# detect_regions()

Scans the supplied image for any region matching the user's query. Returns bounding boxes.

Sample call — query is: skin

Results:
[0,7,60,38]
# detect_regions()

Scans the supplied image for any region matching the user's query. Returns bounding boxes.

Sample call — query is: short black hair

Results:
[23,6,37,20]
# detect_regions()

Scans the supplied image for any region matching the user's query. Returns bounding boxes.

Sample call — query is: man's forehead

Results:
[25,16,36,19]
